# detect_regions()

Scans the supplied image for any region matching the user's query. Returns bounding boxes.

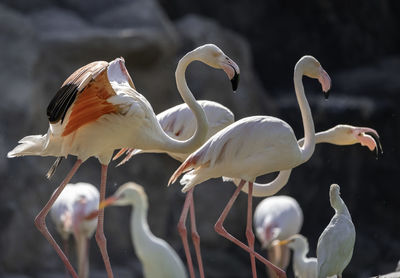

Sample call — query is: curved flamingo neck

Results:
[159,51,208,154]
[293,66,315,162]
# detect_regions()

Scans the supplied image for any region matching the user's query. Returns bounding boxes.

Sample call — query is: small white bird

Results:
[254,196,303,277]
[97,182,188,278]
[278,234,337,278]
[277,234,318,278]
[50,182,99,278]
[317,184,355,278]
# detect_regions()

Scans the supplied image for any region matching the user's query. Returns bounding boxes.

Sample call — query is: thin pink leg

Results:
[189,190,205,278]
[246,182,257,278]
[95,164,114,278]
[177,189,196,278]
[214,180,286,278]
[34,159,82,278]
[63,239,70,278]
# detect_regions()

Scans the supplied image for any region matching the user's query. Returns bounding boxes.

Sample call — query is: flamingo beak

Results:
[83,195,118,220]
[355,128,383,159]
[221,58,240,92]
[318,67,331,98]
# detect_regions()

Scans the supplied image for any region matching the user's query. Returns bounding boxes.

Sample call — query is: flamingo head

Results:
[327,125,383,158]
[296,55,331,98]
[192,44,240,91]
[257,222,281,249]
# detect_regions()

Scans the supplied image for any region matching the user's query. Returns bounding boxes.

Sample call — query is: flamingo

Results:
[112,100,235,278]
[317,184,355,278]
[169,55,332,278]
[251,124,380,278]
[254,196,303,278]
[7,44,240,278]
[89,182,188,278]
[50,182,99,278]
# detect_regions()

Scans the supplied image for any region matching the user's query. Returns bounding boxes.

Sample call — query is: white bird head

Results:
[277,234,309,252]
[295,55,331,96]
[188,44,240,91]
[329,183,341,208]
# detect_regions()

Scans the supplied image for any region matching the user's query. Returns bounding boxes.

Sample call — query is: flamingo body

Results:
[172,115,304,192]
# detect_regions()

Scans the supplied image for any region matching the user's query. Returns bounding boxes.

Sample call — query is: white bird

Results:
[7,44,240,278]
[254,196,303,277]
[112,100,235,278]
[317,184,355,278]
[95,182,188,278]
[50,182,99,278]
[169,55,332,278]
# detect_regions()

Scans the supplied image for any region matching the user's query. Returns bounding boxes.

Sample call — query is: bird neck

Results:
[75,234,89,278]
[159,51,208,154]
[330,194,351,218]
[233,170,292,197]
[130,199,157,255]
[297,127,343,147]
[293,67,315,162]
[292,243,310,263]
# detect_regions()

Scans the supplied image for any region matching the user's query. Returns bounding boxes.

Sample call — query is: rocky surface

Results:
[0,1,399,278]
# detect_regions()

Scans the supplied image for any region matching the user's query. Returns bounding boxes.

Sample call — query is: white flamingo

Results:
[50,182,99,278]
[169,55,332,278]
[317,184,355,278]
[112,100,235,278]
[7,44,239,278]
[254,196,303,277]
[94,182,188,278]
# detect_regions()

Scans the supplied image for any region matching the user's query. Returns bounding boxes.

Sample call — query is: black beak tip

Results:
[231,72,240,92]
[324,91,330,100]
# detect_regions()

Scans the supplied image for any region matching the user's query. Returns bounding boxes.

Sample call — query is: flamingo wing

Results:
[47,61,109,124]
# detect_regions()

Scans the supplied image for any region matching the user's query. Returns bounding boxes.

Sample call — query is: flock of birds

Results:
[7,44,383,278]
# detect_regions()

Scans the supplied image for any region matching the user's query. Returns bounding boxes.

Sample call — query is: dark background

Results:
[0,0,399,277]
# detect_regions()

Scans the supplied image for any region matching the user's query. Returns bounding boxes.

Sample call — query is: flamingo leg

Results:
[95,164,114,278]
[62,239,70,278]
[177,189,196,278]
[34,159,82,278]
[214,180,286,278]
[189,190,205,278]
[246,182,257,278]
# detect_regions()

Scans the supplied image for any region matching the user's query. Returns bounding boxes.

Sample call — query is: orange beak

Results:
[276,239,292,246]
[83,195,118,220]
